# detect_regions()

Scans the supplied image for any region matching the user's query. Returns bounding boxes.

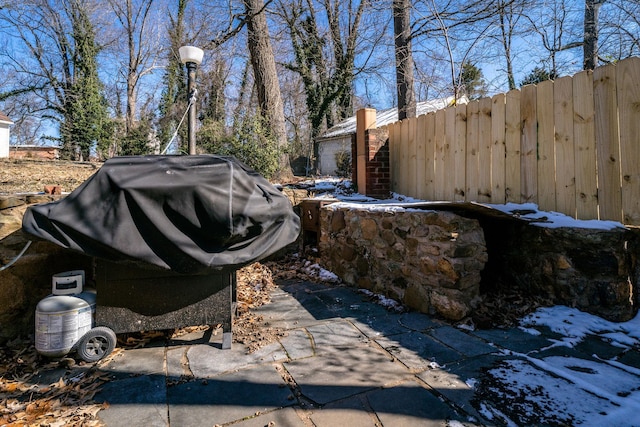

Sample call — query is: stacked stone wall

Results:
[319,203,639,323]
[479,216,639,322]
[319,205,488,321]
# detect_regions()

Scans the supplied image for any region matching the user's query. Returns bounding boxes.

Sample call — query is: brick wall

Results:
[364,128,390,199]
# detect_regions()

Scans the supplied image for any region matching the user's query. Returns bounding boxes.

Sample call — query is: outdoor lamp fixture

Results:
[179,45,204,155]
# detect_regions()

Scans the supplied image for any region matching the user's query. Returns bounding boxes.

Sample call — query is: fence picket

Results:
[537,80,556,212]
[454,103,467,201]
[505,89,521,203]
[407,117,418,196]
[415,114,427,201]
[466,101,480,201]
[424,112,436,200]
[441,106,456,200]
[399,120,409,195]
[617,57,640,224]
[574,69,599,220]
[593,63,621,221]
[553,76,576,218]
[434,109,447,200]
[491,93,506,204]
[520,84,538,203]
[478,97,493,203]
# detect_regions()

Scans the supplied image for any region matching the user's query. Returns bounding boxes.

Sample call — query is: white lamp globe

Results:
[178,46,204,65]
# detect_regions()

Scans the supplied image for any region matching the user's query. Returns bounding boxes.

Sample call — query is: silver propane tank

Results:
[35,270,96,358]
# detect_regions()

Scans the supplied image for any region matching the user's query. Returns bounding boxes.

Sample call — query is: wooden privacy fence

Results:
[385,56,640,226]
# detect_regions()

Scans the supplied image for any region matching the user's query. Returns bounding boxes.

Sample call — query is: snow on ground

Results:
[521,305,640,350]
[301,178,638,425]
[301,260,340,283]
[476,306,640,426]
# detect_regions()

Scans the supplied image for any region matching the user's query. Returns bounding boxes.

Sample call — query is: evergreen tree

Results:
[158,0,188,154]
[58,2,109,160]
[459,62,487,100]
[520,66,557,86]
[119,116,153,156]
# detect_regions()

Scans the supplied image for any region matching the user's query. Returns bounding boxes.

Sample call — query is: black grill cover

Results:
[22,155,300,273]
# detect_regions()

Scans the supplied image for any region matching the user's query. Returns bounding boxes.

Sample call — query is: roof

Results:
[319,96,463,140]
[0,111,13,125]
[10,145,59,150]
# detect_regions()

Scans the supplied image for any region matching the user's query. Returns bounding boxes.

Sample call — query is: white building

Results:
[315,97,462,176]
[0,111,13,158]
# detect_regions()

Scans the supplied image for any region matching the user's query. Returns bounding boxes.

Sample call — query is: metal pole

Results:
[186,61,197,155]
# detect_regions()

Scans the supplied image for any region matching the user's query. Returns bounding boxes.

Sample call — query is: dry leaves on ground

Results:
[0,261,288,426]
[232,262,287,353]
[0,337,111,427]
[471,290,554,329]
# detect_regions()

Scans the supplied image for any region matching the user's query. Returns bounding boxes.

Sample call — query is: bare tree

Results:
[277,0,373,170]
[524,0,582,77]
[244,0,293,180]
[106,0,160,134]
[0,0,109,159]
[492,0,531,90]
[403,0,509,99]
[394,0,416,120]
[158,0,191,153]
[583,0,605,69]
[598,0,639,61]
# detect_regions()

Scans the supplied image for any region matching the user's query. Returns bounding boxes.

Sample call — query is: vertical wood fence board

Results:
[491,93,506,204]
[444,106,457,201]
[415,114,428,200]
[536,80,556,212]
[407,117,418,196]
[553,76,576,218]
[574,69,599,220]
[520,84,538,203]
[434,109,447,200]
[505,89,521,203]
[389,123,399,192]
[454,103,467,201]
[617,57,640,225]
[477,97,493,202]
[466,101,480,201]
[593,63,622,221]
[399,120,410,195]
[424,112,436,200]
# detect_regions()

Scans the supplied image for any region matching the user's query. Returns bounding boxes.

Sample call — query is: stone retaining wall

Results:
[479,215,639,322]
[319,205,488,321]
[318,203,639,323]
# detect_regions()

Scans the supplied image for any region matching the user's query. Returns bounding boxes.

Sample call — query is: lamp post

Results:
[178,46,204,155]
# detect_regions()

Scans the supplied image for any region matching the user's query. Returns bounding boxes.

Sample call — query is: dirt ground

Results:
[0,159,101,195]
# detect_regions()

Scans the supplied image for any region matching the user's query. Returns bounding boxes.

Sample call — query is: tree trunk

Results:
[583,0,602,70]
[498,0,517,91]
[244,0,293,181]
[393,0,416,121]
[125,0,136,134]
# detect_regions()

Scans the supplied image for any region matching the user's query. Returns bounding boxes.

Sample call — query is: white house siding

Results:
[318,136,351,176]
[0,122,10,158]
